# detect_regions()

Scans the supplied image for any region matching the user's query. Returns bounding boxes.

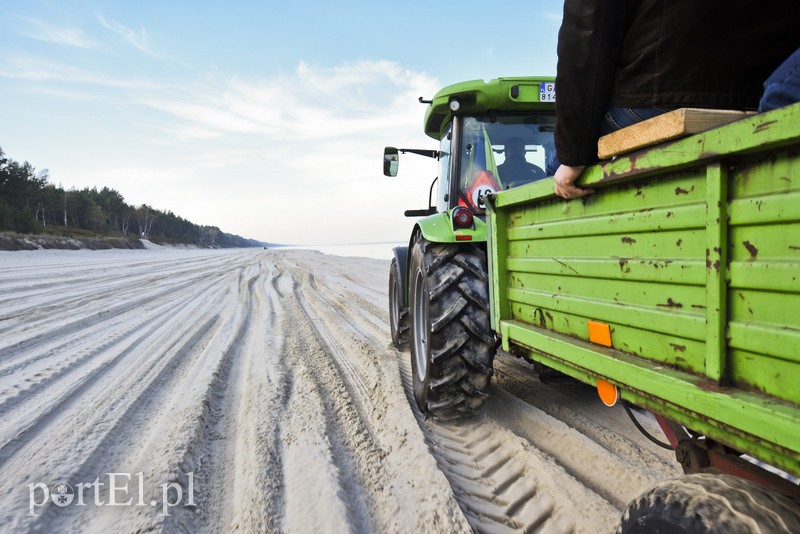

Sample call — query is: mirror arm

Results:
[399,148,439,159]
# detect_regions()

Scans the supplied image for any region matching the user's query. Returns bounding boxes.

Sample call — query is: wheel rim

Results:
[412,269,428,378]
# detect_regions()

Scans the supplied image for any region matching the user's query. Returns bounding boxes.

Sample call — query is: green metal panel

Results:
[487,202,509,332]
[499,321,800,477]
[487,103,800,478]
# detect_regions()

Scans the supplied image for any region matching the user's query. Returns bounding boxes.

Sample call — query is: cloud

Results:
[96,14,157,56]
[139,60,439,144]
[0,54,170,93]
[238,64,432,145]
[18,18,97,48]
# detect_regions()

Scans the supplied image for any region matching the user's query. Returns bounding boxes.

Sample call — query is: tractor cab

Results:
[385,77,556,219]
[447,112,555,215]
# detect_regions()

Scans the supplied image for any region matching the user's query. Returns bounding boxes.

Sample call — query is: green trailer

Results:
[486,103,800,530]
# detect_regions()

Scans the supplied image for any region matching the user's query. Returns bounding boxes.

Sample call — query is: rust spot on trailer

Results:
[789,245,800,251]
[658,298,684,309]
[691,304,706,310]
[743,241,759,259]
[621,236,636,245]
[704,248,721,272]
[669,343,687,352]
[618,258,630,272]
[676,239,683,247]
[554,258,580,275]
[696,380,728,393]
[533,308,546,327]
[753,120,777,134]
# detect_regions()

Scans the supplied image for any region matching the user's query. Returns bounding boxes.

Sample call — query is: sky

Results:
[0,0,563,246]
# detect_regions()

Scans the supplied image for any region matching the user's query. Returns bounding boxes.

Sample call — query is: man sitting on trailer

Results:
[548,0,800,200]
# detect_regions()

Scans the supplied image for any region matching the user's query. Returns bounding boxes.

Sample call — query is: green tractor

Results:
[384,77,556,417]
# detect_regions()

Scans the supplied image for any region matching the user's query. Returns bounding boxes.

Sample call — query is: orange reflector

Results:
[597,379,619,407]
[588,320,612,347]
[455,235,473,241]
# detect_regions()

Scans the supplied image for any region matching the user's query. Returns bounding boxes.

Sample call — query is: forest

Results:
[0,146,265,248]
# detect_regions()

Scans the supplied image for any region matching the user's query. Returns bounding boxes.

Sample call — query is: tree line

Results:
[0,146,265,248]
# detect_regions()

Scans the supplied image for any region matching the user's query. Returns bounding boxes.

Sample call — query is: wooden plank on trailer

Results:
[598,108,754,159]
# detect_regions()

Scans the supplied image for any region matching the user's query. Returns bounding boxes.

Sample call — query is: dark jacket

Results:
[554,0,800,166]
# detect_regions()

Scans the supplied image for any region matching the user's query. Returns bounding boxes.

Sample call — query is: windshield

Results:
[458,112,555,213]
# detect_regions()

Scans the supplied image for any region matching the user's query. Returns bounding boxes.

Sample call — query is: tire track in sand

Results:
[275,252,472,534]
[170,257,292,533]
[1,279,227,532]
[395,352,579,533]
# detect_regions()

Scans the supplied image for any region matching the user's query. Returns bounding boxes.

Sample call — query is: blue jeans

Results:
[546,106,672,175]
[759,47,800,112]
[600,106,673,134]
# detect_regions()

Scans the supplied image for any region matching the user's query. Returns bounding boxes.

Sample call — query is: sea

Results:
[274,242,403,260]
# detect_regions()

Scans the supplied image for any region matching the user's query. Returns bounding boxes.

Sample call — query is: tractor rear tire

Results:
[389,256,409,349]
[618,473,800,534]
[408,236,495,418]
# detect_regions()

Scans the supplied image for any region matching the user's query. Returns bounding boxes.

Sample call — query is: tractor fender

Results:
[413,211,487,244]
[391,246,409,307]
[400,211,488,305]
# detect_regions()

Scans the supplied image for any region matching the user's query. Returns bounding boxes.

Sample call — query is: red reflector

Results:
[455,235,472,241]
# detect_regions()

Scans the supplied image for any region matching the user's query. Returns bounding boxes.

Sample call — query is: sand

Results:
[0,247,679,533]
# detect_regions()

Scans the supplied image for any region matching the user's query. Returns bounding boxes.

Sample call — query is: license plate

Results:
[540,82,555,102]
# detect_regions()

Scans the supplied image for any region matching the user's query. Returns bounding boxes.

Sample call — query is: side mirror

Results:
[383,147,399,177]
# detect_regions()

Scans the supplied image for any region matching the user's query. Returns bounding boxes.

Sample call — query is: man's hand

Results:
[554,164,593,199]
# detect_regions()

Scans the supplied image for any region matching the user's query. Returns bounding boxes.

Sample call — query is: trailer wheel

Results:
[408,235,495,418]
[618,473,800,534]
[389,256,409,349]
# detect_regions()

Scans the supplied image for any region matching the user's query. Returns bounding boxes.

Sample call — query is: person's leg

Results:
[759,47,800,112]
[602,106,673,134]
[546,106,671,176]
[545,152,560,176]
